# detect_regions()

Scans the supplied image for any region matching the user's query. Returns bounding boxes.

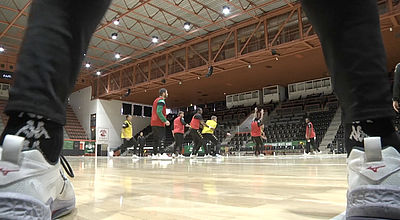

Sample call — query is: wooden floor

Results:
[62,154,348,220]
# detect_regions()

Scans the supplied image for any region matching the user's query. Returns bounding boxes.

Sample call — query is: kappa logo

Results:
[0,168,19,176]
[367,165,386,173]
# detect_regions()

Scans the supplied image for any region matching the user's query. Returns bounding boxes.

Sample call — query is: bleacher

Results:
[64,104,88,140]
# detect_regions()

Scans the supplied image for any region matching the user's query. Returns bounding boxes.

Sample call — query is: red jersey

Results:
[173,116,185,134]
[251,120,262,137]
[190,113,202,130]
[306,121,316,139]
[151,97,166,127]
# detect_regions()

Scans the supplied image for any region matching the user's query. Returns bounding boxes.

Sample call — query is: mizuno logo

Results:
[367,165,386,173]
[0,168,19,176]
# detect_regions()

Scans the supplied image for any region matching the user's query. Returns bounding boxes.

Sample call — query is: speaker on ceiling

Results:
[205,66,213,78]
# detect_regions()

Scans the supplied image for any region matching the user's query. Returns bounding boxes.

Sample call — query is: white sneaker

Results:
[190,154,196,159]
[346,137,400,219]
[259,154,265,157]
[159,153,172,160]
[178,154,185,159]
[172,153,176,159]
[108,151,114,157]
[0,135,75,219]
[151,154,158,160]
[131,154,139,159]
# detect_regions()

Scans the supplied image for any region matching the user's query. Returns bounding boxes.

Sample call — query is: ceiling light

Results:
[248,64,251,68]
[115,53,121,59]
[113,19,120,25]
[152,36,159,43]
[96,71,101,76]
[197,76,201,80]
[275,57,279,61]
[179,81,182,85]
[111,33,118,40]
[389,27,393,32]
[85,62,91,68]
[222,6,230,15]
[184,22,191,31]
[0,46,4,52]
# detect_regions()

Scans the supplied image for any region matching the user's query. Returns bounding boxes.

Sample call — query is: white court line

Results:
[201,161,346,166]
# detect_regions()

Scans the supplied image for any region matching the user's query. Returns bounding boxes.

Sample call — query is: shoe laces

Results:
[60,155,74,178]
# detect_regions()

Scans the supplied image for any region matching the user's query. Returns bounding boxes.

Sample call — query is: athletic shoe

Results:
[131,154,139,159]
[190,154,196,159]
[159,153,172,160]
[259,154,265,157]
[346,137,400,219]
[172,153,176,159]
[215,154,222,158]
[151,154,158,160]
[0,135,76,219]
[178,154,185,159]
[108,151,114,157]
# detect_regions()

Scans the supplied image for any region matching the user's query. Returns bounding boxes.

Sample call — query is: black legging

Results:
[252,136,263,156]
[114,138,138,155]
[190,129,203,155]
[173,133,184,155]
[203,133,221,155]
[152,126,165,155]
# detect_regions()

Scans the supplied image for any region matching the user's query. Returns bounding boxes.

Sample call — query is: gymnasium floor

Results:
[62,154,348,220]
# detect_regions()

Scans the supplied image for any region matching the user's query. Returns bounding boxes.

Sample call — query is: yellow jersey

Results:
[121,120,133,139]
[202,120,217,134]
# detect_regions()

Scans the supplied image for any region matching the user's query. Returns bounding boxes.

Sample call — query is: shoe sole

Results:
[0,192,75,220]
[347,185,400,220]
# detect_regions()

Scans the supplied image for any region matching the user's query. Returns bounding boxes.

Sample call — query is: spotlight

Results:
[115,53,121,59]
[222,6,230,15]
[85,62,91,68]
[179,81,182,85]
[0,46,4,52]
[96,71,101,76]
[111,33,118,40]
[184,22,191,31]
[248,64,252,69]
[275,57,279,61]
[205,66,214,77]
[390,27,393,32]
[113,19,120,25]
[197,76,201,80]
[152,36,159,43]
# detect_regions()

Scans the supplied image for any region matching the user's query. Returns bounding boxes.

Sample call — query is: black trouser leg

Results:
[174,133,183,155]
[5,0,111,125]
[305,141,311,154]
[131,138,138,155]
[152,126,165,155]
[204,134,221,155]
[300,0,392,123]
[190,129,203,155]
[253,137,262,156]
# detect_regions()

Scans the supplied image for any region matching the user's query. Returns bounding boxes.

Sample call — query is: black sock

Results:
[0,112,63,164]
[345,118,400,156]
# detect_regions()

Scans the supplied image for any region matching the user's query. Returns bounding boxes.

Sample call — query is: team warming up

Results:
[0,0,400,219]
